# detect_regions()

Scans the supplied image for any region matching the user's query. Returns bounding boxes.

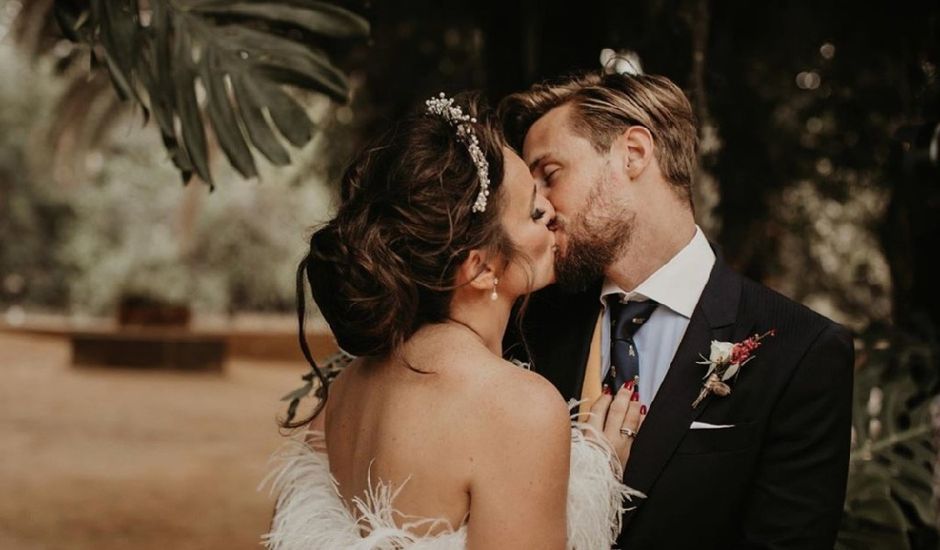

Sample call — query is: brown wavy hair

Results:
[284,94,519,428]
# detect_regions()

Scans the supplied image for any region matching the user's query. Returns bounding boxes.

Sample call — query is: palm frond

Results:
[837,328,940,550]
[48,0,368,188]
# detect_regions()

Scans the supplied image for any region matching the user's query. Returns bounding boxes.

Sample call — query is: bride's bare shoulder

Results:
[402,325,569,439]
[438,350,572,483]
[445,347,570,435]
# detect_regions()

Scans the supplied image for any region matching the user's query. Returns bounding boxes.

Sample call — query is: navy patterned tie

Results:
[606,299,659,393]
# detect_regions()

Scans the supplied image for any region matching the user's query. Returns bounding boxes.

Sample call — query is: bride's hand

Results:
[585,381,647,470]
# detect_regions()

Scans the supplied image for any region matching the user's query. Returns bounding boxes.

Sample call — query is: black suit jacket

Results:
[504,255,854,549]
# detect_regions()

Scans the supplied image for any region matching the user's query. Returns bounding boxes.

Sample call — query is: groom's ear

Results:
[618,126,655,179]
[459,249,498,291]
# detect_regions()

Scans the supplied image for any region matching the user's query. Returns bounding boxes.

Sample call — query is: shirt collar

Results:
[599,226,716,318]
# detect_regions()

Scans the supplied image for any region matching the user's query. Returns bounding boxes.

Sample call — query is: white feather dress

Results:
[261,410,643,550]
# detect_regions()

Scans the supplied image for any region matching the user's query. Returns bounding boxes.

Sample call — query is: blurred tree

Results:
[885,120,940,334]
[0,38,75,310]
[700,1,939,332]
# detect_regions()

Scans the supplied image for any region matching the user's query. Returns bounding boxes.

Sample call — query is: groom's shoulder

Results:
[738,273,826,324]
[735,271,852,348]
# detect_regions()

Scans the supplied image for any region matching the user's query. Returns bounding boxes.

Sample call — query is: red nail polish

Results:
[631,392,640,402]
[602,384,612,395]
[625,380,634,391]
[640,405,647,415]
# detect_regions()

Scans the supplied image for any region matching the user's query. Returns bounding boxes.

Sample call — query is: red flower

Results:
[729,330,776,366]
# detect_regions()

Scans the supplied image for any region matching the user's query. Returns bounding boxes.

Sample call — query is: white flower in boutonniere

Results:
[692,330,776,408]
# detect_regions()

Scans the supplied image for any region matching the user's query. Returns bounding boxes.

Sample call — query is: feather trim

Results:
[567,404,646,549]
[259,433,466,550]
[261,411,644,549]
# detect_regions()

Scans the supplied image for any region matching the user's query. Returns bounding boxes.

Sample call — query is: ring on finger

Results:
[619,427,638,439]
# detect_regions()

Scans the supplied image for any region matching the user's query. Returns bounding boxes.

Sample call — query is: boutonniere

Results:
[692,330,776,408]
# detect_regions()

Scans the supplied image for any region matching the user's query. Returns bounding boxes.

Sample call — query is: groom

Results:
[500,72,854,549]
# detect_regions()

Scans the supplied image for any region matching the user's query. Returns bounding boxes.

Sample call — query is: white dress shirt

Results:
[599,226,715,407]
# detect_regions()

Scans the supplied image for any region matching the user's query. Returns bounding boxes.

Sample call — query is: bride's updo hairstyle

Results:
[285,95,520,426]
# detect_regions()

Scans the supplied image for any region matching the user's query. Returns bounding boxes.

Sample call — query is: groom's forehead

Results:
[523,104,574,164]
[523,103,589,168]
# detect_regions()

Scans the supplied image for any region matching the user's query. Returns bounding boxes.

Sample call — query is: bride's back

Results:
[321,326,528,533]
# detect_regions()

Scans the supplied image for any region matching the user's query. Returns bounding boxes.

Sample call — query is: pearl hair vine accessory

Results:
[424,93,491,213]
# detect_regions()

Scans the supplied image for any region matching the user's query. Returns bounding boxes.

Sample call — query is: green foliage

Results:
[838,327,940,550]
[1,2,359,317]
[50,120,336,316]
[54,0,368,187]
[0,40,74,308]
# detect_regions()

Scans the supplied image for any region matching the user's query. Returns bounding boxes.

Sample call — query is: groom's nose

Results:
[536,194,556,225]
[544,204,559,232]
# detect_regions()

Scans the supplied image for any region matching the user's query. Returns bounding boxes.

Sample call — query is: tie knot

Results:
[609,299,659,341]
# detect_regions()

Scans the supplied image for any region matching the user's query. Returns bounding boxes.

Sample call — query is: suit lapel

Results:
[622,255,742,496]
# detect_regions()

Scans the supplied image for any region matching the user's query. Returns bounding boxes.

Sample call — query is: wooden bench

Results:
[71,329,227,371]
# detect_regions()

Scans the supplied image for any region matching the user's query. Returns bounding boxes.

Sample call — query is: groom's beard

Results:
[554,180,635,292]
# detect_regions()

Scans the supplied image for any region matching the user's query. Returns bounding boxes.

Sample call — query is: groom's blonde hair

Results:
[499,71,698,204]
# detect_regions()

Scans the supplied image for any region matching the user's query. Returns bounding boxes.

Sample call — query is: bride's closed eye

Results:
[528,183,546,221]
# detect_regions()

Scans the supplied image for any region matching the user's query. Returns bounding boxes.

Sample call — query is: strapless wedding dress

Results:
[261,412,641,549]
[262,412,643,550]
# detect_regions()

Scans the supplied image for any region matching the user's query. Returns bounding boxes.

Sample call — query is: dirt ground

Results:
[0,330,309,549]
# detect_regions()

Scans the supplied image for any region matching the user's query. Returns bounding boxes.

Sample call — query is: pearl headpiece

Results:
[424,93,491,213]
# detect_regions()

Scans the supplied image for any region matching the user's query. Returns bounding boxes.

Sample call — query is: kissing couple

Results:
[263,70,854,549]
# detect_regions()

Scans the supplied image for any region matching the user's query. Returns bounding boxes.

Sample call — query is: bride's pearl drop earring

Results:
[490,278,499,301]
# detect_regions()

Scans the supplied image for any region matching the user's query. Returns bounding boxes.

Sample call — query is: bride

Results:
[263,93,645,549]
